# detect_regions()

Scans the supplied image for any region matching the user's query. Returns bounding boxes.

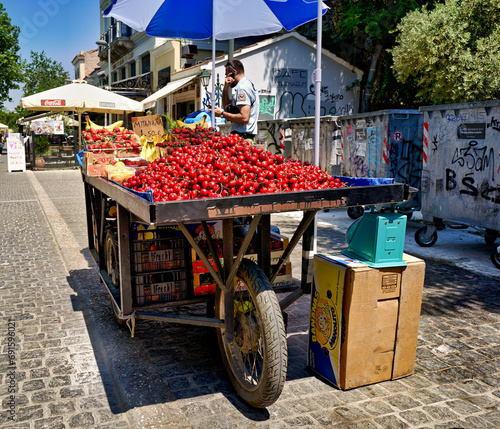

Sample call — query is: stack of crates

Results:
[191,231,293,295]
[130,223,192,305]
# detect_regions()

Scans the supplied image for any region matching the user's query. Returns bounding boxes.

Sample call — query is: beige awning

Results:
[141,76,196,110]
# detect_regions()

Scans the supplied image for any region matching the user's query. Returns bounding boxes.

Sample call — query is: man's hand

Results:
[214,106,224,118]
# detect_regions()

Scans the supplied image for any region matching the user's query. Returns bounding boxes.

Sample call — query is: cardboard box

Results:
[308,252,425,390]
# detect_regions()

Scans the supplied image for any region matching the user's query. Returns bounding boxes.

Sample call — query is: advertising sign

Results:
[30,121,64,135]
[7,133,26,172]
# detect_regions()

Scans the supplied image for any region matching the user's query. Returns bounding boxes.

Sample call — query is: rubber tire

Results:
[104,229,126,326]
[415,226,438,247]
[215,259,287,408]
[491,248,500,269]
[347,206,364,220]
[484,229,498,245]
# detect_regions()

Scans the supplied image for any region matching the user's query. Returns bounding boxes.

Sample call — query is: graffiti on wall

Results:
[271,68,352,118]
[435,136,500,205]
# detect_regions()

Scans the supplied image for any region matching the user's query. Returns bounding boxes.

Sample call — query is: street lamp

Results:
[96,39,112,124]
[96,39,111,89]
[199,70,211,92]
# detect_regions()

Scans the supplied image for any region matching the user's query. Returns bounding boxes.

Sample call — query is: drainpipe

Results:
[361,44,382,113]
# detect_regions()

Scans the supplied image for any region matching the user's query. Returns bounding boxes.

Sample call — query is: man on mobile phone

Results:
[214,59,259,144]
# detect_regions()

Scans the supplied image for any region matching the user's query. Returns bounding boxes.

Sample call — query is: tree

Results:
[22,51,70,97]
[0,4,24,109]
[299,1,436,110]
[392,0,500,104]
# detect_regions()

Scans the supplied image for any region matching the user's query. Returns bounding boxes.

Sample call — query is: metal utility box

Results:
[288,116,343,175]
[419,101,500,235]
[339,110,424,213]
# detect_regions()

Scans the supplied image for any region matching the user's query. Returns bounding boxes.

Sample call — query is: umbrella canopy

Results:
[0,123,8,130]
[104,0,327,143]
[104,0,326,40]
[20,79,143,144]
[20,79,143,114]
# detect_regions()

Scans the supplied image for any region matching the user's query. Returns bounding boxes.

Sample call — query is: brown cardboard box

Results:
[308,253,425,390]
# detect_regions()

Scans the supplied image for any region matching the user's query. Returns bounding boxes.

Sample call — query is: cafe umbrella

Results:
[20,79,143,145]
[103,0,328,162]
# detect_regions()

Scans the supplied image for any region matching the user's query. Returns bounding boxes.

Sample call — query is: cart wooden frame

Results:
[82,174,413,407]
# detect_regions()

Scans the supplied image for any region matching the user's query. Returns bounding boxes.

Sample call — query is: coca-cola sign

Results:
[41,99,66,107]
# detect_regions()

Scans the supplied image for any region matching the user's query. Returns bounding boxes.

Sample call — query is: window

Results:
[121,68,126,80]
[130,62,136,77]
[141,54,150,74]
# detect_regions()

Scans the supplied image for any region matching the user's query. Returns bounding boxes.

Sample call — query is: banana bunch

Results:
[86,118,124,131]
[161,132,178,143]
[140,135,158,162]
[176,115,208,130]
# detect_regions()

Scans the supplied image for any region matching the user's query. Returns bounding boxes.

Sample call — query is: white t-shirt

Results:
[229,77,259,135]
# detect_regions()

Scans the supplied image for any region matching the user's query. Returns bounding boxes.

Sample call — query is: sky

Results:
[2,0,101,111]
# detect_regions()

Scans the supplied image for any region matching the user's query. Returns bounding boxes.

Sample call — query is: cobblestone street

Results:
[1,159,499,428]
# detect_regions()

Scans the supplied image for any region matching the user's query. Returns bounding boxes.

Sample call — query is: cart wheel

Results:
[215,259,287,408]
[484,229,498,245]
[104,229,126,326]
[491,247,500,269]
[104,229,119,286]
[415,226,438,247]
[347,206,364,220]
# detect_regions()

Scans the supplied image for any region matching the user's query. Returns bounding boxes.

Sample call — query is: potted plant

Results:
[34,136,52,169]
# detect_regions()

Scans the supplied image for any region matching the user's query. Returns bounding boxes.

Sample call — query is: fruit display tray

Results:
[84,174,414,224]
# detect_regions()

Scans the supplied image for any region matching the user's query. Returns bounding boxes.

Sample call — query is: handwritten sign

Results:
[131,115,164,140]
[7,133,26,172]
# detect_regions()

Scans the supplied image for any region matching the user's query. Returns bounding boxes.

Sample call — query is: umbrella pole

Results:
[78,111,82,147]
[312,0,324,256]
[211,27,216,127]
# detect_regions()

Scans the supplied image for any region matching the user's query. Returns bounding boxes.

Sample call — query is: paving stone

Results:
[359,400,395,417]
[21,380,45,392]
[424,404,462,422]
[16,405,44,422]
[373,414,410,428]
[445,399,482,416]
[31,390,58,403]
[34,416,65,429]
[68,411,95,428]
[385,395,422,411]
[400,409,432,426]
[59,387,85,399]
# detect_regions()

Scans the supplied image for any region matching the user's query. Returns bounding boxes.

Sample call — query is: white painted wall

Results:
[203,33,363,120]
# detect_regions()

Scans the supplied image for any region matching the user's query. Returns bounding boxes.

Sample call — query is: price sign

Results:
[131,115,164,140]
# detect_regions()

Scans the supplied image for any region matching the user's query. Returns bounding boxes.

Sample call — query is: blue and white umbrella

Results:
[104,0,327,162]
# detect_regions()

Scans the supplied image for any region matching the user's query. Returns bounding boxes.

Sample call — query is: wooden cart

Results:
[82,174,413,408]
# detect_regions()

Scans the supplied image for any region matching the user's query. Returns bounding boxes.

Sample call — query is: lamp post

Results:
[96,39,112,125]
[199,69,214,125]
[200,69,224,126]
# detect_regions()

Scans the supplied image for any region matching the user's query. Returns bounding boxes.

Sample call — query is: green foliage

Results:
[162,113,177,132]
[34,136,51,156]
[0,4,24,108]
[23,51,70,97]
[298,0,438,110]
[392,0,500,104]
